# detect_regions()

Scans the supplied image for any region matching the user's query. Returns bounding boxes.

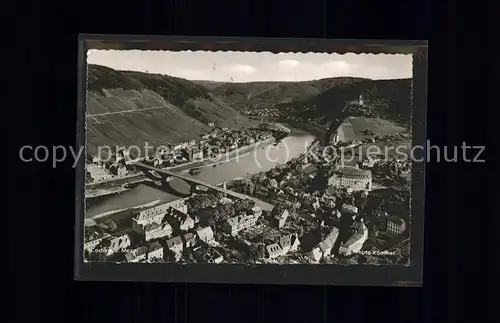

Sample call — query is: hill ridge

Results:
[85,64,250,156]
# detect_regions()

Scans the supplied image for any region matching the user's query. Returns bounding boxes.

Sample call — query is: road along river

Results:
[85,128,315,219]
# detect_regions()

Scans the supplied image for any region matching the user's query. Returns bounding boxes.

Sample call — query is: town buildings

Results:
[125,246,148,263]
[302,163,319,179]
[330,133,340,145]
[341,204,359,216]
[252,206,263,217]
[106,233,131,254]
[386,218,406,236]
[135,220,173,242]
[189,146,203,161]
[196,226,215,245]
[279,233,300,254]
[263,233,300,260]
[83,227,109,252]
[309,227,340,262]
[164,236,184,260]
[222,208,261,236]
[147,242,164,261]
[265,243,283,259]
[271,208,290,229]
[339,220,369,256]
[182,232,198,248]
[165,207,195,232]
[362,158,375,168]
[132,198,188,231]
[200,247,224,264]
[328,167,373,192]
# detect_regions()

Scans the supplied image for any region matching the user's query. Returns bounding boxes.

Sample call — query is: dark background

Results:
[7,0,492,322]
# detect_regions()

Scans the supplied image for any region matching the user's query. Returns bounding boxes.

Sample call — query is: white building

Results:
[339,221,369,256]
[106,234,131,254]
[386,218,406,236]
[309,227,340,262]
[328,167,372,192]
[196,226,215,245]
[264,233,300,260]
[132,198,188,230]
[222,213,260,236]
[147,242,164,261]
[125,246,148,263]
[83,227,109,252]
[135,221,173,242]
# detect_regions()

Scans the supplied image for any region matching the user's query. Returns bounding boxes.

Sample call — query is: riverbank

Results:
[190,137,276,170]
[85,137,277,198]
[86,173,144,189]
[284,120,326,140]
[85,125,311,219]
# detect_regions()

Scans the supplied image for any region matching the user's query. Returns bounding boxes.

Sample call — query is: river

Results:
[85,128,315,219]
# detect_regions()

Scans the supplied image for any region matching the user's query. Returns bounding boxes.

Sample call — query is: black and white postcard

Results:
[75,36,427,285]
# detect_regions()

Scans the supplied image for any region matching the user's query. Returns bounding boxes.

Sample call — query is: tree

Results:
[241,179,256,195]
[234,199,255,214]
[186,193,219,214]
[353,191,368,212]
[213,203,236,222]
[249,242,265,259]
[109,164,118,175]
[214,192,225,201]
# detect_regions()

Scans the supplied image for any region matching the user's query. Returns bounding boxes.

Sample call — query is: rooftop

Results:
[319,227,339,251]
[303,163,319,175]
[202,247,223,262]
[226,213,258,227]
[334,167,372,179]
[125,246,148,262]
[183,232,198,244]
[196,226,214,239]
[279,235,292,249]
[266,243,283,256]
[166,236,183,247]
[167,207,192,222]
[342,204,359,215]
[148,241,163,252]
[389,218,406,226]
[144,222,162,232]
[342,225,368,248]
[84,227,106,242]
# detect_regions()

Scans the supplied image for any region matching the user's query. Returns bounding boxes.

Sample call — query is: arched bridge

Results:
[134,162,273,210]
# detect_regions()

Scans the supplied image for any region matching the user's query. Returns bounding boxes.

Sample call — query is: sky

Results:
[87,50,412,82]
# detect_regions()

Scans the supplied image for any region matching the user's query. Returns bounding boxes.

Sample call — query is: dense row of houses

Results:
[84,198,222,263]
[264,233,300,259]
[86,126,274,182]
[307,219,370,262]
[83,227,110,252]
[309,227,340,262]
[339,220,369,256]
[221,206,263,236]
